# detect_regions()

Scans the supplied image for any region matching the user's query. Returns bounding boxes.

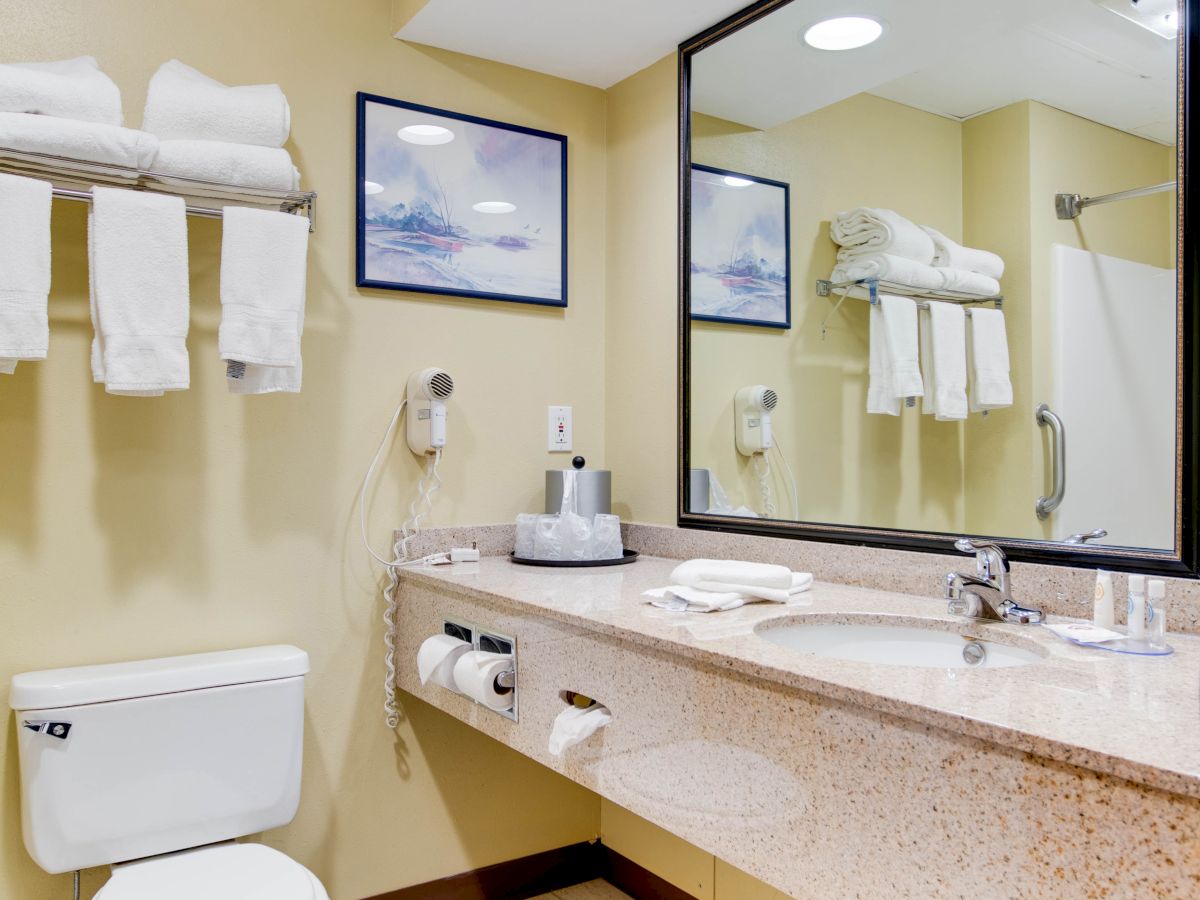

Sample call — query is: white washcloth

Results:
[868,303,900,416]
[142,60,290,148]
[0,174,52,373]
[151,140,299,191]
[830,208,935,264]
[919,302,968,421]
[966,307,1012,411]
[879,294,923,399]
[0,112,159,170]
[89,187,189,396]
[671,558,793,590]
[644,573,814,612]
[831,254,946,294]
[0,56,122,125]
[218,206,309,367]
[939,267,1001,298]
[921,226,1005,279]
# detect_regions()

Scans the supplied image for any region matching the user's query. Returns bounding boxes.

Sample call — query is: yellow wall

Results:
[0,2,606,898]
[690,94,966,531]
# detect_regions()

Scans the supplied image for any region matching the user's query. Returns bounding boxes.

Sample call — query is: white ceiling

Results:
[692,0,1177,144]
[396,0,747,89]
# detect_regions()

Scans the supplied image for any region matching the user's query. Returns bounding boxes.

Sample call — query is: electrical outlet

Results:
[548,405,572,452]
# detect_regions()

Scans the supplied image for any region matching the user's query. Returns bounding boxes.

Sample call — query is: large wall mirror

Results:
[679,0,1199,575]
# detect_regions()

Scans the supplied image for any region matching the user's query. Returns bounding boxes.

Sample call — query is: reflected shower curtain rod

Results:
[1055,180,1176,219]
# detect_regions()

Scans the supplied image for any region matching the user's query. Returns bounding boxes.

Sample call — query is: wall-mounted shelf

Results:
[0,146,316,230]
[817,276,1002,338]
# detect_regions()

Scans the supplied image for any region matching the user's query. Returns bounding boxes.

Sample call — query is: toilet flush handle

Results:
[23,720,72,740]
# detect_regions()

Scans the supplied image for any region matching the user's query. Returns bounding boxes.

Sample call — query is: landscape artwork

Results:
[356,93,567,307]
[690,164,790,328]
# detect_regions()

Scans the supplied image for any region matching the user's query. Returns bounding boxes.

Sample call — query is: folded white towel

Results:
[939,267,1001,298]
[921,226,1005,279]
[0,174,52,373]
[966,307,1012,412]
[879,294,923,400]
[89,187,190,396]
[0,56,122,126]
[143,60,290,148]
[831,254,947,294]
[644,573,814,612]
[868,303,900,416]
[150,139,299,191]
[671,558,793,590]
[830,208,935,264]
[0,112,159,170]
[919,302,968,421]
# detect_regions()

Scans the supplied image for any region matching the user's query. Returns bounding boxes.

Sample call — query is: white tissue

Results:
[452,650,515,711]
[416,634,471,690]
[548,703,612,756]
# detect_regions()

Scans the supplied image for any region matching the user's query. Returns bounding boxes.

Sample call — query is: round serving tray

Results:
[509,549,639,568]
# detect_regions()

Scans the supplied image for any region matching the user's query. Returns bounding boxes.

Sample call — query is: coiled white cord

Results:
[753,452,777,517]
[770,435,800,519]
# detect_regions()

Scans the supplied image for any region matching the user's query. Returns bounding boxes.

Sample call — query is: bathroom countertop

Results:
[402,555,1200,799]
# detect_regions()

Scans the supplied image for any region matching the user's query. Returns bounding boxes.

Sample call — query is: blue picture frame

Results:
[689,163,791,329]
[356,92,568,308]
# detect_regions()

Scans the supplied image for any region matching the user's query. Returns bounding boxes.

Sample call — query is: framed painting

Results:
[356,93,568,307]
[689,164,790,328]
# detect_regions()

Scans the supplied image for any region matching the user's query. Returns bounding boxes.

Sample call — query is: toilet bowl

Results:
[94,844,329,900]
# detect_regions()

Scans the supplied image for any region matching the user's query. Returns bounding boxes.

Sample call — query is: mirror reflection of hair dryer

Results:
[735,384,798,518]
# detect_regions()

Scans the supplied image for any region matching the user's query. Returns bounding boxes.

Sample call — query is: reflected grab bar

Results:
[1036,404,1065,519]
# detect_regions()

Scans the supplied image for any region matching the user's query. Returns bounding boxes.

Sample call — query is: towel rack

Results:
[1055,181,1175,220]
[0,146,317,231]
[817,276,1002,338]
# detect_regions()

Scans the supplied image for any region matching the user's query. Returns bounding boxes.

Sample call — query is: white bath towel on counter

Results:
[966,307,1012,412]
[644,574,814,612]
[921,226,1005,279]
[831,254,946,294]
[868,304,900,416]
[143,60,291,148]
[879,294,923,400]
[0,56,123,125]
[88,187,190,396]
[0,174,52,374]
[0,112,159,169]
[151,140,300,192]
[830,208,935,264]
[670,559,814,603]
[919,301,968,421]
[219,206,309,394]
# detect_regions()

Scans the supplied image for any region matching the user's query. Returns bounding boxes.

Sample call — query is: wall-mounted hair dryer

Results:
[406,367,455,455]
[734,385,778,456]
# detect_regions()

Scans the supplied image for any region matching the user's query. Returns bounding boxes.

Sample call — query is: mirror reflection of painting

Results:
[690,165,790,328]
[356,94,567,307]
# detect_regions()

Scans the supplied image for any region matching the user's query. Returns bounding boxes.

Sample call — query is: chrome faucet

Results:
[944,538,1044,624]
[1061,527,1107,545]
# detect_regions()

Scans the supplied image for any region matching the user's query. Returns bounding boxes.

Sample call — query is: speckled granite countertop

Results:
[402,555,1200,799]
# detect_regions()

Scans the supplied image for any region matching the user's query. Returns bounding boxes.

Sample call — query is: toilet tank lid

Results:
[10,645,309,711]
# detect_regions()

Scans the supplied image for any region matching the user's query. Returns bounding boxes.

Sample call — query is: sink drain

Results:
[962,641,986,666]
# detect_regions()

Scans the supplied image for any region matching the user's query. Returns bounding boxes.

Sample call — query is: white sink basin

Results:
[758,621,1043,669]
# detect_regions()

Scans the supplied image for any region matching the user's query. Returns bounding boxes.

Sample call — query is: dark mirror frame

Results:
[677,0,1200,577]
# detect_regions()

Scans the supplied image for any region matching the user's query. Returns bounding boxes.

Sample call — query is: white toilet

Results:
[10,645,329,899]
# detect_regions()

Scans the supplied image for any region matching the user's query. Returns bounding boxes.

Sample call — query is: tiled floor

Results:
[530,879,635,899]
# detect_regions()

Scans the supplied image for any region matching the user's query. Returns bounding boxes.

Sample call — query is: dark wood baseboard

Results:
[362,841,696,900]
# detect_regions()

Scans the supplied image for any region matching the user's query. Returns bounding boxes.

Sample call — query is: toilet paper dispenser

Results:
[415,619,518,721]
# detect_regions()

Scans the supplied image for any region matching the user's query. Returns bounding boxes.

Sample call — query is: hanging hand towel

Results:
[919,301,968,421]
[89,187,190,396]
[151,140,299,192]
[0,112,159,169]
[830,208,935,264]
[0,56,123,125]
[879,294,923,400]
[219,206,309,395]
[920,226,1005,279]
[0,174,52,374]
[143,60,290,148]
[868,303,900,416]
[967,307,1012,412]
[831,254,947,294]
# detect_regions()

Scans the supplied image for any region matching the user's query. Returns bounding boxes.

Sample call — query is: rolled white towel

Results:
[151,139,299,191]
[671,558,793,590]
[830,208,935,264]
[0,56,122,126]
[921,226,1005,279]
[0,112,159,169]
[939,267,1001,297]
[143,60,290,148]
[831,254,947,294]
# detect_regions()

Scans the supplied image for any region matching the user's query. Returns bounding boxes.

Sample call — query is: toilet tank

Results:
[10,645,309,874]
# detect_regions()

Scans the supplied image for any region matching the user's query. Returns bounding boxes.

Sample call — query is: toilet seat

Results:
[95,843,329,900]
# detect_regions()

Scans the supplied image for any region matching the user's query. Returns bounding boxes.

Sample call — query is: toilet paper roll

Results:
[452,650,515,711]
[417,634,471,689]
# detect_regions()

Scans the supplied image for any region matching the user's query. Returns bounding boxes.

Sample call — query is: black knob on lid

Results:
[572,456,586,470]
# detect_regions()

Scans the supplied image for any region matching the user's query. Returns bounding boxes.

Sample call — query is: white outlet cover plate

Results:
[548,405,573,452]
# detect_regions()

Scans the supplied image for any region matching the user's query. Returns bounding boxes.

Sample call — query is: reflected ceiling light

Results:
[398,124,455,145]
[1094,0,1178,39]
[363,180,384,195]
[472,200,517,214]
[723,176,754,188]
[802,16,884,51]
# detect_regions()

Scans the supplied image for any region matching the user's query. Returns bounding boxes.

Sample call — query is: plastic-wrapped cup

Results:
[592,514,623,560]
[560,512,594,561]
[533,514,562,560]
[515,513,538,559]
